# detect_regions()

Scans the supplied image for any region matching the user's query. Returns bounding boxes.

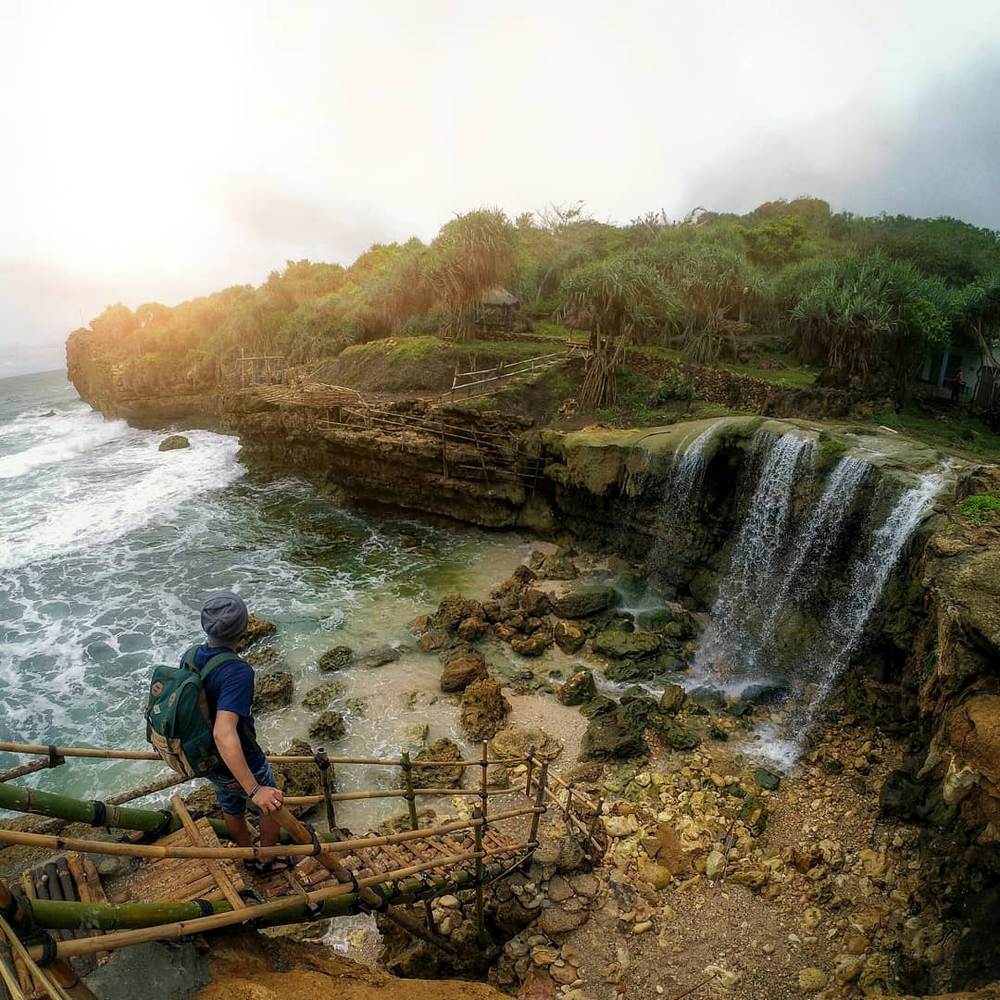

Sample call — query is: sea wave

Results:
[0,409,127,479]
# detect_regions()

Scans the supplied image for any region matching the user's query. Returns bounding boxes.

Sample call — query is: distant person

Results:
[951,368,966,403]
[188,591,287,870]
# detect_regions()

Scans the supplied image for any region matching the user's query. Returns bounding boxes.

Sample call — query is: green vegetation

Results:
[816,434,849,471]
[957,494,1000,524]
[862,403,1000,462]
[77,197,1000,429]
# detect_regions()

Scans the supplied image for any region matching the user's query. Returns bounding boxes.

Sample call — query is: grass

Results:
[861,403,1000,463]
[958,494,1000,524]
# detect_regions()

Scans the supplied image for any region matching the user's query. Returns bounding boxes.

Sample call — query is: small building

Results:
[475,286,521,332]
[916,339,989,403]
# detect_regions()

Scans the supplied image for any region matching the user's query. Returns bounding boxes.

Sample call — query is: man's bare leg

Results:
[260,812,280,848]
[222,812,253,847]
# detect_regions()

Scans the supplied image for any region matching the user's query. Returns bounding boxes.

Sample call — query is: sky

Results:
[1,0,999,377]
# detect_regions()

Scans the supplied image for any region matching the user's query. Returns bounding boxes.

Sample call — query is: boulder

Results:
[440,651,487,693]
[737,679,790,706]
[432,594,484,631]
[535,551,578,580]
[271,738,326,817]
[557,669,597,706]
[491,725,563,763]
[318,645,353,671]
[235,612,276,652]
[460,678,511,741]
[591,627,660,660]
[520,589,553,618]
[581,702,647,761]
[659,684,686,714]
[636,856,673,890]
[354,644,400,669]
[552,585,618,620]
[511,630,553,657]
[416,629,452,653]
[252,671,293,711]
[158,434,190,452]
[553,619,586,654]
[412,738,464,789]
[605,659,668,683]
[456,616,488,642]
[688,685,725,711]
[309,710,346,742]
[301,681,346,711]
[394,722,430,753]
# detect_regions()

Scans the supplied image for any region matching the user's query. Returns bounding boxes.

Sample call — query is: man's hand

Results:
[252,785,284,814]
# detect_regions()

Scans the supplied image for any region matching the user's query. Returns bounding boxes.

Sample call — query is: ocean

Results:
[0,369,527,814]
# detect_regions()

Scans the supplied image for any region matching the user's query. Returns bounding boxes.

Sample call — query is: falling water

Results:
[662,422,720,514]
[694,431,815,679]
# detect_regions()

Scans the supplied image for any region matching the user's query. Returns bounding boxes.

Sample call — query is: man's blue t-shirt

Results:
[183,644,266,773]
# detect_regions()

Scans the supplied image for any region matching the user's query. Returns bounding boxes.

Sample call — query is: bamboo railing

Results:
[0,735,552,962]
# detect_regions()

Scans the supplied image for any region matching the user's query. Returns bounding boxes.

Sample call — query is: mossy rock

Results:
[552,585,619,619]
[591,627,661,660]
[301,681,346,711]
[318,646,353,671]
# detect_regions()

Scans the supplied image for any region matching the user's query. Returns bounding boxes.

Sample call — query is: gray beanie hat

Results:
[200,591,249,643]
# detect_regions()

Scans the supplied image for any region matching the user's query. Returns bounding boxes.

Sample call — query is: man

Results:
[192,591,287,871]
[951,368,966,403]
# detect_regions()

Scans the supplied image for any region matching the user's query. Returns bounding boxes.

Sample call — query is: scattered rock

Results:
[432,594,484,630]
[412,738,463,789]
[158,434,190,451]
[394,722,429,752]
[491,725,563,763]
[252,671,293,711]
[511,630,553,657]
[553,619,586,654]
[235,612,276,651]
[270,739,325,816]
[461,677,511,741]
[754,768,781,791]
[354,644,400,669]
[552,585,618,619]
[636,856,672,890]
[557,669,597,706]
[705,849,725,880]
[797,967,827,993]
[688,685,725,711]
[591,627,660,660]
[440,651,488,693]
[581,702,647,761]
[416,629,452,653]
[659,684,686,714]
[308,710,346,742]
[301,681,345,711]
[456,616,488,642]
[521,589,553,618]
[538,907,588,936]
[318,646,353,671]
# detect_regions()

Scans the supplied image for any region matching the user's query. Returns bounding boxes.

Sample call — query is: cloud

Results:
[684,58,1000,226]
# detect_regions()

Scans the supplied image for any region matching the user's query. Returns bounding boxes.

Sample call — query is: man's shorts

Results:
[208,760,277,817]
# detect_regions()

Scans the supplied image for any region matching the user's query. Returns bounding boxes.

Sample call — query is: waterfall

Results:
[816,470,945,695]
[693,430,815,679]
[662,422,719,513]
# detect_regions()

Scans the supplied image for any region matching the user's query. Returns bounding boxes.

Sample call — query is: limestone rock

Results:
[440,651,488,693]
[511,629,553,657]
[412,738,464,789]
[460,677,511,741]
[797,967,827,993]
[659,684,686,714]
[253,671,293,711]
[552,585,618,619]
[581,702,646,761]
[318,645,353,671]
[636,856,672,890]
[301,681,345,711]
[433,594,484,630]
[271,739,326,817]
[394,722,429,752]
[456,616,488,642]
[309,710,346,742]
[416,629,452,652]
[158,434,190,451]
[354,644,400,669]
[235,612,276,651]
[557,669,596,706]
[553,619,586,654]
[491,725,564,763]
[591,627,660,660]
[538,906,588,936]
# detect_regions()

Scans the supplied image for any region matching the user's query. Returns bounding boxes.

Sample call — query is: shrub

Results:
[957,494,1000,524]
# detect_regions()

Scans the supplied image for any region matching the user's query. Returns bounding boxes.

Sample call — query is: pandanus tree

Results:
[560,253,681,407]
[790,252,952,398]
[428,208,518,339]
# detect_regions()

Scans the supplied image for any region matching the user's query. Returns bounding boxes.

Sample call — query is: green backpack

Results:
[145,645,239,778]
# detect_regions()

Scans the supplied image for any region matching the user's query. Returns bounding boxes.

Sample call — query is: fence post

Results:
[315,748,337,832]
[473,809,486,946]
[401,752,437,934]
[586,796,605,860]
[524,752,535,799]
[529,760,548,846]
[475,740,490,945]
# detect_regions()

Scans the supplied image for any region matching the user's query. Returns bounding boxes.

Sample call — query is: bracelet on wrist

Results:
[249,782,262,797]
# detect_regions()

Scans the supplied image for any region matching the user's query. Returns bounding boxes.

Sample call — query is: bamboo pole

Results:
[169,797,245,915]
[0,743,523,768]
[475,740,489,945]
[529,760,548,846]
[281,785,515,807]
[314,748,336,831]
[401,753,437,935]
[0,885,91,999]
[27,850,483,963]
[0,759,55,784]
[0,938,24,1000]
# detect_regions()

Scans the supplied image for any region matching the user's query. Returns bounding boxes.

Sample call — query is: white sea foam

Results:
[0,411,129,479]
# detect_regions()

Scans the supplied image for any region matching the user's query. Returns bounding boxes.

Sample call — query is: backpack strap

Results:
[198,650,240,682]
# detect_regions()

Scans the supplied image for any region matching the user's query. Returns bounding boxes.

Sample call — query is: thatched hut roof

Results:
[479,286,520,308]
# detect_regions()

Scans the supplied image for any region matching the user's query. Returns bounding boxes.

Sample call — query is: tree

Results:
[739,216,809,267]
[560,253,681,407]
[427,208,518,339]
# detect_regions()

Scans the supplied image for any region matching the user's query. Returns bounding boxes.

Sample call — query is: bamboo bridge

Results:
[0,739,604,1000]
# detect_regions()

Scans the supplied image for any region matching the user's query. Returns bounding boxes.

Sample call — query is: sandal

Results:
[243,857,295,876]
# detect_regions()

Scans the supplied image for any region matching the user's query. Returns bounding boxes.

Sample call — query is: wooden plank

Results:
[170,797,246,913]
[64,854,109,966]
